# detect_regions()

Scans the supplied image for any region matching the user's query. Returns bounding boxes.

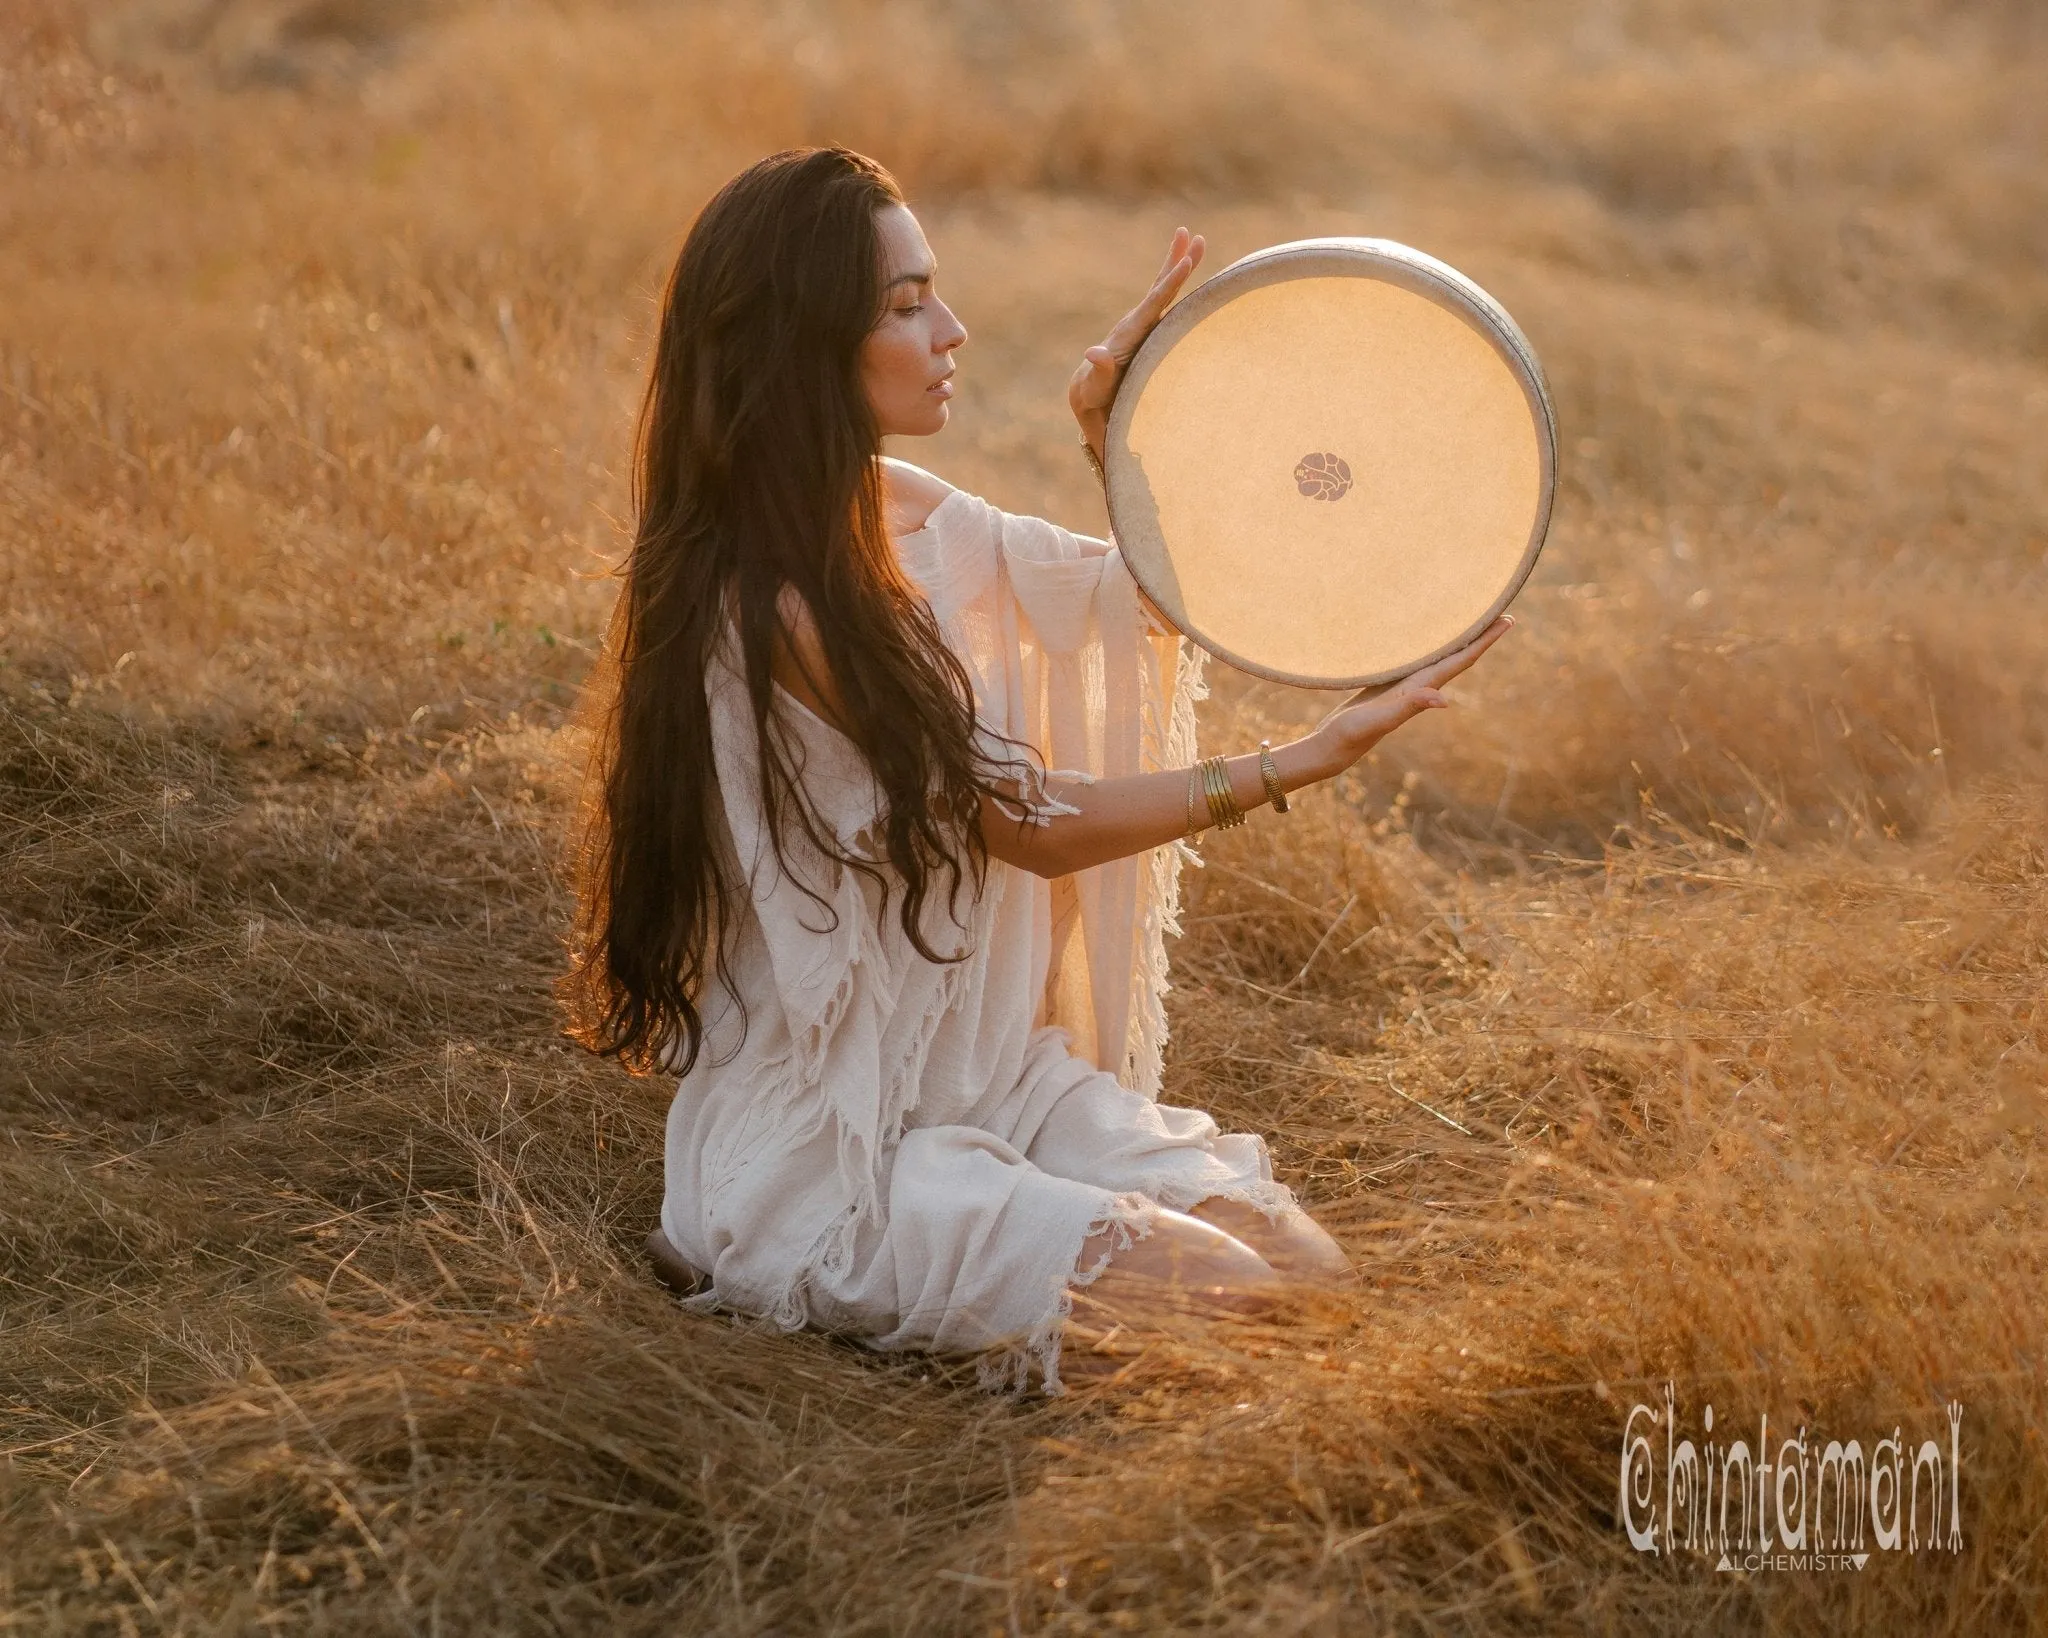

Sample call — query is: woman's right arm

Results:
[981,616,1512,880]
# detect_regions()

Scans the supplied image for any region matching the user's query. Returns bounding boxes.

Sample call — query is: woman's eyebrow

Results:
[885,266,936,289]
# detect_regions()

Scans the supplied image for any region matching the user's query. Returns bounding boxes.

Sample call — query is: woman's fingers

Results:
[1371,685,1449,730]
[1070,345,1119,413]
[1413,615,1514,689]
[1154,226,1191,283]
[1109,232,1204,355]
[1317,684,1445,767]
[1103,261,1189,360]
[1387,688,1450,740]
[1365,615,1514,703]
[1072,231,1204,425]
[1150,227,1201,290]
[1312,615,1513,775]
[1146,234,1203,312]
[1392,610,1523,696]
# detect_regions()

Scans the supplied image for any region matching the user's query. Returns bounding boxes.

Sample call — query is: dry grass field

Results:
[4,0,2046,1630]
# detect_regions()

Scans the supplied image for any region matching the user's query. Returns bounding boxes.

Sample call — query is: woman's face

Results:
[860,204,967,438]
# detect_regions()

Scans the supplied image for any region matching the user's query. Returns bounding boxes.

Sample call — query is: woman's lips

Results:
[927,376,954,398]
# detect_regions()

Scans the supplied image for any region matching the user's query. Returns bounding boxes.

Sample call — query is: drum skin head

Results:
[1105,238,1556,690]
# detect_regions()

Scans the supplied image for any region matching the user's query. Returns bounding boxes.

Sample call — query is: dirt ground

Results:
[3,0,2045,1631]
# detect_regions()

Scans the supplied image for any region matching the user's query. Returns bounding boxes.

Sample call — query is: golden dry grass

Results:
[3,0,2045,1630]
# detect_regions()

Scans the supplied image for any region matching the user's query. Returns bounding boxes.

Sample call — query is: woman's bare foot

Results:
[1188,1197,1352,1285]
[1058,1208,1281,1380]
[645,1226,707,1297]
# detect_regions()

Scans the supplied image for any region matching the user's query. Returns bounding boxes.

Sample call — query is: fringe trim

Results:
[1124,636,1208,1098]
[975,1192,1159,1397]
[988,756,1090,828]
[703,842,988,1334]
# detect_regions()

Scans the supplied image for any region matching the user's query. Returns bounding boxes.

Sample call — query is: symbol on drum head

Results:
[1294,451,1353,501]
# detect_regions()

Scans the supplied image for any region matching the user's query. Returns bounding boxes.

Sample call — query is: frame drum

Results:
[1105,238,1556,690]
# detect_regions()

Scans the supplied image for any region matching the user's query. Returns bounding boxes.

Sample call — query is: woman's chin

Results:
[890,404,950,438]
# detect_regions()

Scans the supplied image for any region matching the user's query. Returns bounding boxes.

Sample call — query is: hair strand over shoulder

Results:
[560,147,998,1076]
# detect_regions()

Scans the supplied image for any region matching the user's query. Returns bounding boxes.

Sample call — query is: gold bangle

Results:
[1258,739,1289,814]
[1184,760,1202,839]
[1080,437,1106,488]
[1203,755,1245,829]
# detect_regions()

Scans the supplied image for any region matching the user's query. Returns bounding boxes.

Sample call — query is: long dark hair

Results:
[562,147,995,1075]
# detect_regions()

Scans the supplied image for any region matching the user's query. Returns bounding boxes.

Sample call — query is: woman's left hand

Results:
[1069,226,1205,459]
[1306,616,1515,779]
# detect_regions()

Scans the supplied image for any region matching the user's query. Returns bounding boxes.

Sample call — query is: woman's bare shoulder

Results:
[770,584,852,731]
[879,456,959,535]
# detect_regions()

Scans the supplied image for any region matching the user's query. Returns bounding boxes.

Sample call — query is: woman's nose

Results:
[936,300,967,353]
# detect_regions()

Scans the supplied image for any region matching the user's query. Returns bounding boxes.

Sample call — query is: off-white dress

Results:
[661,487,1294,1391]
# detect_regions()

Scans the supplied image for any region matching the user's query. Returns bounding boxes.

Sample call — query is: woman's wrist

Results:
[1279,728,1347,789]
[1200,735,1337,828]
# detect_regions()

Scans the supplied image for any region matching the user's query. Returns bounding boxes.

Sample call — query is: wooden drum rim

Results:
[1104,237,1558,691]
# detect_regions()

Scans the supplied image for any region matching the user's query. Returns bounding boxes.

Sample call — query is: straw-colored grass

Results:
[3,0,2044,1630]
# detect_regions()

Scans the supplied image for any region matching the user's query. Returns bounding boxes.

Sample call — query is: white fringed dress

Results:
[660,487,1294,1391]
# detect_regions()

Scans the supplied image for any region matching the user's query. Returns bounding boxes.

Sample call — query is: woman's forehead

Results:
[876,204,935,282]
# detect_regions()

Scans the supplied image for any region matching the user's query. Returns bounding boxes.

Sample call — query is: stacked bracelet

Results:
[1184,748,1291,837]
[1201,755,1247,830]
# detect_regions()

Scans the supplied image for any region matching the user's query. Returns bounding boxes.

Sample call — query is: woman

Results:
[564,147,1508,1391]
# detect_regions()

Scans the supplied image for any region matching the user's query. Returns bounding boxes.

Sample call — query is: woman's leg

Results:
[998,1067,1340,1289]
[1061,1205,1279,1351]
[1078,1206,1280,1305]
[1187,1196,1352,1284]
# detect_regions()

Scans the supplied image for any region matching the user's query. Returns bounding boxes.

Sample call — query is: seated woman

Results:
[562,147,1508,1392]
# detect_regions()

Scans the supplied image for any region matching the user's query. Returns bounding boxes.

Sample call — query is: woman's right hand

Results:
[1305,616,1514,779]
[1068,227,1206,460]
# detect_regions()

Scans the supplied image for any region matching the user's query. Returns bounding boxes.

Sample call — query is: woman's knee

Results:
[1075,1207,1279,1302]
